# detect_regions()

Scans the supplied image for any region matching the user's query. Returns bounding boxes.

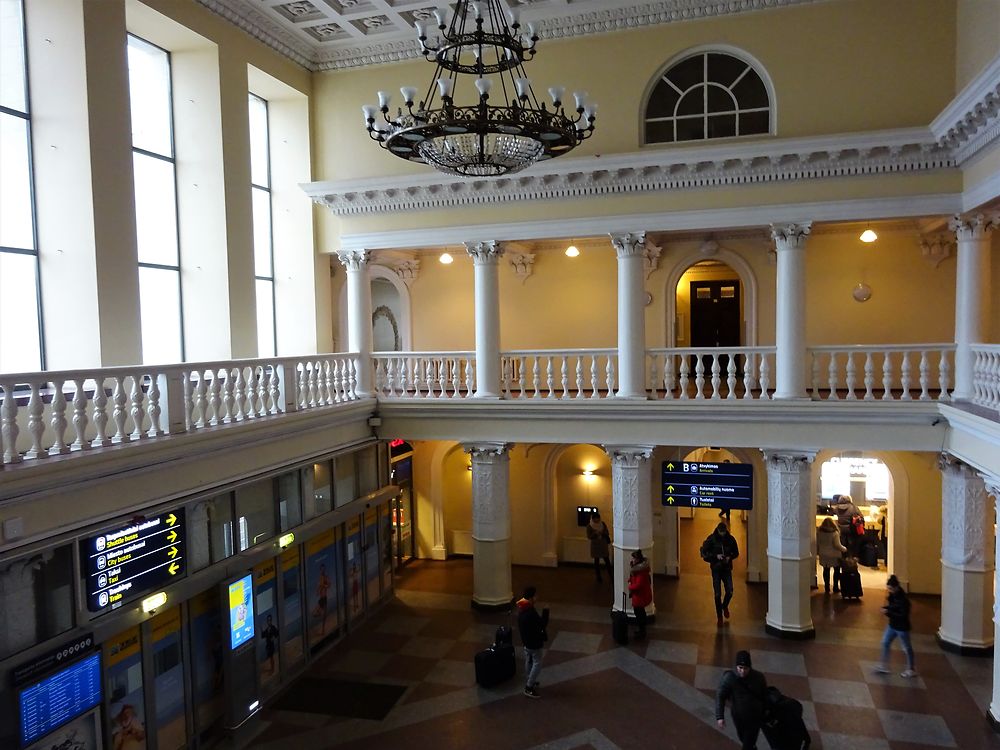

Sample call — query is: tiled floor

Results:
[244,519,1000,750]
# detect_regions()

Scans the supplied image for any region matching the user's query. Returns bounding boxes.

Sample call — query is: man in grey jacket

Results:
[716,650,768,750]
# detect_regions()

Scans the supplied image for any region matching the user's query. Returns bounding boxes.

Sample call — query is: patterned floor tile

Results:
[549,631,603,655]
[398,636,456,660]
[859,660,927,689]
[423,658,476,687]
[750,649,807,676]
[818,733,890,750]
[878,709,957,747]
[808,676,875,708]
[644,639,699,665]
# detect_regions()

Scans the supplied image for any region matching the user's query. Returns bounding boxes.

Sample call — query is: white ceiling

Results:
[196,0,827,71]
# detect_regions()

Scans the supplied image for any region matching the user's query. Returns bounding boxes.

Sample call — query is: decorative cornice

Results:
[196,0,314,69]
[304,128,952,217]
[931,53,1000,165]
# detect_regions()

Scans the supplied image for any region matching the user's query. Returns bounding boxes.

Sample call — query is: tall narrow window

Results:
[0,0,44,371]
[127,34,184,364]
[249,93,276,357]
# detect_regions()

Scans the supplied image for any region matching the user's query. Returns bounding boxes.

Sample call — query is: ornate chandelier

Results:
[362,1,597,178]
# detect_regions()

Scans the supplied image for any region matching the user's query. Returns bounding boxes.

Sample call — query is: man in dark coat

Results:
[516,585,549,698]
[874,574,916,677]
[716,650,768,750]
[700,522,740,626]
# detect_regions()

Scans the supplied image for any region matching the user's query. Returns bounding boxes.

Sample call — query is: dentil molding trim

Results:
[303,128,953,217]
[930,53,1000,165]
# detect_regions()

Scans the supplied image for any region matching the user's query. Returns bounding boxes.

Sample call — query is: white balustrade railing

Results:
[0,355,358,466]
[501,350,618,399]
[372,352,475,398]
[972,345,1000,412]
[807,345,954,401]
[646,347,776,400]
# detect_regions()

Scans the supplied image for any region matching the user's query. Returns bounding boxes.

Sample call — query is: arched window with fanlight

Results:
[643,49,773,145]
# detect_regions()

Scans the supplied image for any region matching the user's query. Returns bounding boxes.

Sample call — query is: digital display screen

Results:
[662,460,754,511]
[19,652,102,748]
[228,574,255,650]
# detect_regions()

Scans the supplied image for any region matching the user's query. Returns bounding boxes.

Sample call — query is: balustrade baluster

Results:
[726,355,737,400]
[880,353,893,401]
[575,357,585,399]
[145,373,163,436]
[376,359,387,397]
[24,382,46,458]
[421,359,432,399]
[396,359,407,397]
[665,354,676,400]
[111,377,129,443]
[223,369,237,421]
[827,353,839,400]
[46,379,70,456]
[512,356,522,398]
[810,353,820,399]
[759,356,771,400]
[918,351,930,400]
[938,350,951,401]
[560,357,569,399]
[325,360,335,404]
[899,353,912,401]
[990,352,1000,408]
[710,354,721,400]
[741,353,753,400]
[647,354,658,399]
[208,371,223,426]
[679,355,690,399]
[71,379,89,450]
[257,366,269,414]
[605,358,616,398]
[463,358,473,398]
[694,355,706,399]
[190,372,204,428]
[129,374,145,440]
[845,353,857,400]
[435,358,445,398]
[589,356,599,400]
[270,366,281,413]
[1,382,21,462]
[544,358,555,399]
[88,379,110,448]
[294,363,305,408]
[529,357,539,399]
[863,352,875,400]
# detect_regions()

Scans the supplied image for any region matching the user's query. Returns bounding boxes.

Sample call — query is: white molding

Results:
[335,193,962,252]
[931,53,1000,165]
[962,161,1000,212]
[195,0,314,68]
[304,128,951,217]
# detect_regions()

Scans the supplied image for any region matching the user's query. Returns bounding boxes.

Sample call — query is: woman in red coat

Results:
[628,549,653,640]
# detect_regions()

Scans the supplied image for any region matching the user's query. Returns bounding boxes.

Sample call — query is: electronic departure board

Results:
[661,460,754,511]
[82,508,186,613]
[18,652,102,748]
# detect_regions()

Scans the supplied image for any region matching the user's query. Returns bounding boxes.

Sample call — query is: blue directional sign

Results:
[662,460,754,510]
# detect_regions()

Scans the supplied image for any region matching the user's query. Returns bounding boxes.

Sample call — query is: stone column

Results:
[938,455,994,653]
[764,450,817,638]
[950,215,995,401]
[770,224,811,400]
[465,241,504,399]
[337,249,373,396]
[605,445,655,614]
[982,474,1000,728]
[467,442,512,609]
[610,233,648,400]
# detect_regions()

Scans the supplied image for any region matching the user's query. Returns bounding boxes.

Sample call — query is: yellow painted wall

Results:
[441,444,471,533]
[897,451,944,595]
[314,0,955,183]
[956,0,1000,90]
[554,445,612,549]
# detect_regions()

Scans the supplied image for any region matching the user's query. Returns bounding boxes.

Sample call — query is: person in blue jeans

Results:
[516,586,549,698]
[874,574,917,678]
[700,522,739,626]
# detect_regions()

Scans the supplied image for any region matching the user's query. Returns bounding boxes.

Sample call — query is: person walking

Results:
[700,521,739,626]
[586,513,613,583]
[816,517,847,594]
[716,650,768,750]
[516,585,550,698]
[833,493,862,557]
[874,574,917,677]
[627,549,652,640]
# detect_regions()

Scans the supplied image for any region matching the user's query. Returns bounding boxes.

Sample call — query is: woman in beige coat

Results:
[817,517,847,594]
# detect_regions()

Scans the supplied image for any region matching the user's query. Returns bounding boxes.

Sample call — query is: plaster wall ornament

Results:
[508,252,536,283]
[610,232,647,259]
[466,442,511,541]
[919,235,955,268]
[393,259,420,286]
[305,132,953,216]
[336,248,371,272]
[699,240,720,256]
[939,454,991,570]
[949,213,998,241]
[604,445,653,548]
[763,450,816,558]
[464,240,505,265]
[770,223,812,251]
[643,242,663,279]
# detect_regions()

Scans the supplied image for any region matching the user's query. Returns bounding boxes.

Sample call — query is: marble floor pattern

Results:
[243,554,1000,750]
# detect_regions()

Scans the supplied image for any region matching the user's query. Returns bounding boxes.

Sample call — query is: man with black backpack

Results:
[516,585,549,698]
[716,650,768,750]
[701,522,739,626]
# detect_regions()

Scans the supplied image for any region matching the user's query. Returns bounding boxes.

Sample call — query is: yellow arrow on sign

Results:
[168,562,180,576]
[667,496,675,504]
[167,546,178,559]
[166,513,178,527]
[167,530,178,543]
[667,485,675,493]
[667,462,675,470]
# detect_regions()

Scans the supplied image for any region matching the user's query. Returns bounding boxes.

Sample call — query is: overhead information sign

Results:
[83,509,185,613]
[18,651,101,748]
[661,461,754,511]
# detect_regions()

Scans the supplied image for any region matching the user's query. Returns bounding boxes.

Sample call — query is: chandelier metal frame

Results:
[362,1,596,178]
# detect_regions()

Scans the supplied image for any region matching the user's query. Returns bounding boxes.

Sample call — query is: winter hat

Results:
[715,522,729,534]
[735,650,752,668]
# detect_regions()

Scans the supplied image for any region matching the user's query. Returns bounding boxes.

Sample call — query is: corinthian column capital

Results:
[609,232,647,258]
[949,213,998,242]
[464,240,504,264]
[336,249,371,272]
[770,223,812,250]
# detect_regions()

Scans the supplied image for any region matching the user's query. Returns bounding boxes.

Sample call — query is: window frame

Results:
[640,45,776,147]
[127,32,186,364]
[1,0,46,371]
[249,92,277,358]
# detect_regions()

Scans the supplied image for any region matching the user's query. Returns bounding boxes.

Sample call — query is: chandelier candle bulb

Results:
[508,9,520,26]
[433,8,447,28]
[573,91,588,111]
[377,91,391,109]
[415,21,427,40]
[515,78,531,100]
[400,87,418,105]
[437,78,454,98]
[361,104,377,122]
[472,1,483,19]
[475,78,492,97]
[548,86,564,105]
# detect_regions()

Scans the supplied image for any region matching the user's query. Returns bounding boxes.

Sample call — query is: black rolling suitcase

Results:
[762,687,811,750]
[840,557,863,600]
[474,643,515,687]
[611,591,629,645]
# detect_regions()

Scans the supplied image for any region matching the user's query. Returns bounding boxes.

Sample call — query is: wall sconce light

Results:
[142,592,167,614]
[859,226,877,243]
[439,252,454,264]
[466,464,473,471]
[565,244,580,257]
[581,468,596,482]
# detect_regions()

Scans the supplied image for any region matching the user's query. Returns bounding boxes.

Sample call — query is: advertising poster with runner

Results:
[305,530,337,650]
[345,518,363,619]
[253,559,279,687]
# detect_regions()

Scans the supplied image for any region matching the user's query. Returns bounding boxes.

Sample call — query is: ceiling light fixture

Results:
[565,244,580,257]
[362,1,596,177]
[439,252,454,264]
[859,226,878,243]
